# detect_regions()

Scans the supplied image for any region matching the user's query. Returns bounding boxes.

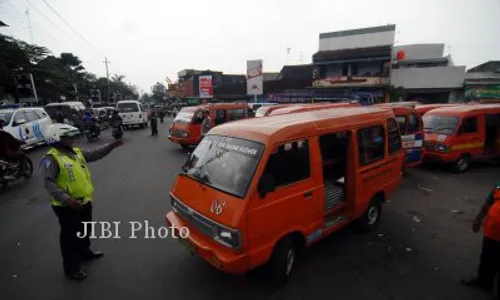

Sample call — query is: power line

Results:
[41,0,103,56]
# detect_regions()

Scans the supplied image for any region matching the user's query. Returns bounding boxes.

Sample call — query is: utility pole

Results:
[25,0,33,43]
[103,57,111,105]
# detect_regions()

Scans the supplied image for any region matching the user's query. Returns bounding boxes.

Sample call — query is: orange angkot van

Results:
[168,103,251,149]
[415,103,459,116]
[166,107,404,285]
[423,104,500,172]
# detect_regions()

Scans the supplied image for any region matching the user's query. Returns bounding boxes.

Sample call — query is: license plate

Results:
[178,237,194,254]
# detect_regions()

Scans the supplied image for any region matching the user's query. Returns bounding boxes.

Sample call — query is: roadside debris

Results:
[418,184,433,194]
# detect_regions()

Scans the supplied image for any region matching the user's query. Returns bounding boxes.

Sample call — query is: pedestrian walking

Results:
[150,111,158,137]
[462,181,500,299]
[41,123,123,281]
[200,109,211,141]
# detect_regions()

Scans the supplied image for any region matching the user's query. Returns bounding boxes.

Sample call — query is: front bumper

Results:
[423,151,460,163]
[167,135,199,145]
[165,211,248,274]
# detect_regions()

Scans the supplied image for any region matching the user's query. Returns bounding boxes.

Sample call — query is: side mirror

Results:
[14,119,26,126]
[258,174,275,198]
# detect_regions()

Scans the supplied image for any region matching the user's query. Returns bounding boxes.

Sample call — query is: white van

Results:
[0,107,52,149]
[116,100,148,129]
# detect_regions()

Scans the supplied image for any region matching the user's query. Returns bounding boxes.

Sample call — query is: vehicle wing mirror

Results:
[258,174,275,198]
[14,119,26,126]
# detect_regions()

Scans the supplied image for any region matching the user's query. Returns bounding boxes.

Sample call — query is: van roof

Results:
[210,106,393,144]
[45,101,84,106]
[196,103,249,109]
[269,102,357,116]
[116,100,140,103]
[426,104,500,115]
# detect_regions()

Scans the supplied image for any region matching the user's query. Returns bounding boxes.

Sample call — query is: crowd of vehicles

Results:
[165,99,500,286]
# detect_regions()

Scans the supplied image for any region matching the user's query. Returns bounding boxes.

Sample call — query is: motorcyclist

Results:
[83,111,99,135]
[0,118,27,175]
[110,110,123,139]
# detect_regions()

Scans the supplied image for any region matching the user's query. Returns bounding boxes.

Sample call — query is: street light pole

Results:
[103,57,111,105]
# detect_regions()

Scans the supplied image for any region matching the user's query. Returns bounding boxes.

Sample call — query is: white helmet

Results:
[45,123,80,145]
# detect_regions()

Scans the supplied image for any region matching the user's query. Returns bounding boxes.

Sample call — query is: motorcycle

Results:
[84,123,100,142]
[0,153,34,192]
[112,122,124,140]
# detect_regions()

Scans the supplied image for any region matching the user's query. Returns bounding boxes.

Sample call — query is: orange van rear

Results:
[166,107,404,285]
[423,104,500,172]
[168,103,251,149]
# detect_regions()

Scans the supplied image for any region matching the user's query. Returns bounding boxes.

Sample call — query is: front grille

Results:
[171,194,216,237]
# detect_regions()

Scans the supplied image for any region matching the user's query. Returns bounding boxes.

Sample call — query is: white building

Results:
[390,44,466,103]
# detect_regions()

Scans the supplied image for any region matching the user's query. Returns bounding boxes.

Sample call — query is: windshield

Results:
[423,115,460,135]
[395,115,407,134]
[173,108,196,123]
[0,111,14,124]
[117,103,139,112]
[183,135,264,198]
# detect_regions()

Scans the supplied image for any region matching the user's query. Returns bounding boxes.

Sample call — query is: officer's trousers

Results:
[478,237,500,294]
[52,202,93,274]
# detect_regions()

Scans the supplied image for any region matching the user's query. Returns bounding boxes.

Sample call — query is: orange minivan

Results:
[423,104,500,172]
[415,103,459,116]
[168,103,251,149]
[269,102,360,116]
[166,107,404,285]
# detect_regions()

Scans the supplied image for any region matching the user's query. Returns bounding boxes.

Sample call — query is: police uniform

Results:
[42,143,116,279]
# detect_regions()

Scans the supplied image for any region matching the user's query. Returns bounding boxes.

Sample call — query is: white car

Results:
[116,100,148,129]
[0,107,52,149]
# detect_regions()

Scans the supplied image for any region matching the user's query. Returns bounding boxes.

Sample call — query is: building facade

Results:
[464,61,500,102]
[390,44,466,103]
[311,25,395,102]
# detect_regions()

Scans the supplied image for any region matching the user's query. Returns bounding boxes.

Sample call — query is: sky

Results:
[1,0,499,93]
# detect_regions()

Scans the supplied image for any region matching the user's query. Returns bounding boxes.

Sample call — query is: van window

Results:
[388,118,402,155]
[173,108,196,123]
[34,110,48,119]
[25,111,39,122]
[357,125,385,165]
[215,109,227,125]
[192,111,204,124]
[395,115,407,133]
[460,117,477,134]
[13,112,27,125]
[117,103,139,112]
[423,115,460,135]
[262,139,310,187]
[407,113,420,133]
[228,108,246,121]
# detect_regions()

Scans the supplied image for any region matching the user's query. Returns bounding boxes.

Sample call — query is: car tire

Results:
[269,236,295,287]
[355,195,383,232]
[22,156,34,178]
[454,154,470,173]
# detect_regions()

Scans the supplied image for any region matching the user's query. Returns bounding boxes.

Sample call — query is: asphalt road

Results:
[0,118,498,300]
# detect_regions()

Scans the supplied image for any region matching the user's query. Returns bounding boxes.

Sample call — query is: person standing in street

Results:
[150,111,158,137]
[41,123,123,281]
[200,109,211,140]
[462,181,500,299]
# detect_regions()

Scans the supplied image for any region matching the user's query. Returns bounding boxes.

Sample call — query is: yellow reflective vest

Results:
[47,147,94,206]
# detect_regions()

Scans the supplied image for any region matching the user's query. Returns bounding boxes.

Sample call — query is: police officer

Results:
[200,109,211,139]
[41,123,123,281]
[462,181,500,298]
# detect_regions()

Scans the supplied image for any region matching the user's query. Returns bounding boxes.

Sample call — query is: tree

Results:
[151,82,165,104]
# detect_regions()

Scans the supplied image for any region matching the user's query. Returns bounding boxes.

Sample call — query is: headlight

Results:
[213,226,240,249]
[436,144,450,153]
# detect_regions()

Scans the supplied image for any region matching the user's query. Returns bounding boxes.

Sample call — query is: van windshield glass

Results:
[423,115,460,135]
[117,103,139,112]
[255,107,268,117]
[183,135,264,198]
[173,108,195,123]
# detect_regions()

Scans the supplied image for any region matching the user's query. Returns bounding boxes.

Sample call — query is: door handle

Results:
[304,191,313,198]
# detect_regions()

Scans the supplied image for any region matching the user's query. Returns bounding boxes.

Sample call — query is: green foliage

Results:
[0,34,137,104]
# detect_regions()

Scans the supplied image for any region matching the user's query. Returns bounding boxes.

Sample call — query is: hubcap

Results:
[367,206,379,225]
[458,158,468,171]
[285,249,295,276]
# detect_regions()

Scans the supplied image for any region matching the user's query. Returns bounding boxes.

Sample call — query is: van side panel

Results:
[246,138,324,268]
[450,114,485,157]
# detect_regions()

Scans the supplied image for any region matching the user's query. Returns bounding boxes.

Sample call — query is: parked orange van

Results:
[269,102,360,116]
[381,101,421,108]
[415,104,459,116]
[168,103,251,149]
[166,107,404,285]
[423,104,500,172]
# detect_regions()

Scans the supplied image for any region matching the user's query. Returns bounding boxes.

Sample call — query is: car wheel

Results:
[356,195,383,232]
[454,155,470,173]
[22,156,34,178]
[269,236,295,287]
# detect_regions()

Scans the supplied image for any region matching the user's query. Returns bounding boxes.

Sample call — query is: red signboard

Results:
[199,75,213,98]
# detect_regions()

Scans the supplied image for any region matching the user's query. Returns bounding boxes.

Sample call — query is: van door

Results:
[485,114,500,154]
[11,111,31,143]
[247,139,322,265]
[455,116,483,157]
[401,112,424,166]
[354,124,393,217]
